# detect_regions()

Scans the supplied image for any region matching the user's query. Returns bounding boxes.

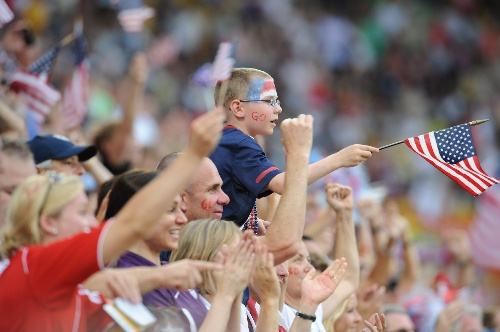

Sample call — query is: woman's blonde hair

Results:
[170,219,241,296]
[0,173,83,259]
[323,295,351,332]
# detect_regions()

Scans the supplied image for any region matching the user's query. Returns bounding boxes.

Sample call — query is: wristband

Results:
[295,311,316,322]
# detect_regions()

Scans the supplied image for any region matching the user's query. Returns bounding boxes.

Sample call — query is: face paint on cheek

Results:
[251,112,266,122]
[200,199,213,211]
[247,78,278,100]
[288,266,301,276]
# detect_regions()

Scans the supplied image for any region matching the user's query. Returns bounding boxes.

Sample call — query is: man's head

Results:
[183,158,230,221]
[383,305,416,332]
[28,134,96,176]
[216,68,282,136]
[157,154,230,221]
[0,140,36,226]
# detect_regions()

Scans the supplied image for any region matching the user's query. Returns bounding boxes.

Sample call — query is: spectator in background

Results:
[28,134,96,176]
[93,53,148,175]
[0,18,36,75]
[383,305,416,332]
[0,139,36,226]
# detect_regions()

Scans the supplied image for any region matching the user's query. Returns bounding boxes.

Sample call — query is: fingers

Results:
[109,272,141,304]
[188,106,225,157]
[189,260,223,272]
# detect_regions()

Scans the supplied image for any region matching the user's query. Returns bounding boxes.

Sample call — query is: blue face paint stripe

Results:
[246,78,265,100]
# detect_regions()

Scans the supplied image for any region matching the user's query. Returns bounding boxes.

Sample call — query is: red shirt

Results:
[0,223,112,331]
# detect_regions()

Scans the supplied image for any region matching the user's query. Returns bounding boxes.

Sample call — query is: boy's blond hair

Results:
[214,68,272,108]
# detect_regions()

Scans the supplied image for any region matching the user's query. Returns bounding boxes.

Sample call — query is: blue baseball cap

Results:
[27,134,97,165]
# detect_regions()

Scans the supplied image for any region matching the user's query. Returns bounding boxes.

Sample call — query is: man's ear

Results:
[39,214,59,236]
[228,99,245,119]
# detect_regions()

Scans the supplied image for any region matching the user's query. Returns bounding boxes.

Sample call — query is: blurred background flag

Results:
[8,44,61,124]
[405,123,499,196]
[211,42,235,83]
[469,186,500,270]
[61,21,89,130]
[0,0,13,28]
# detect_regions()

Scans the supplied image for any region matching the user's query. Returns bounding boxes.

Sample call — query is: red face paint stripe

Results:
[255,166,279,184]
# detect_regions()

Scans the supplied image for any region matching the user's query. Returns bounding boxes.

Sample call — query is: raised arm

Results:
[120,52,148,137]
[322,184,360,319]
[101,107,225,264]
[260,114,313,265]
[268,144,378,194]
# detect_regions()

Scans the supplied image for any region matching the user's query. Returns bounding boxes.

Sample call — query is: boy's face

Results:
[241,77,282,136]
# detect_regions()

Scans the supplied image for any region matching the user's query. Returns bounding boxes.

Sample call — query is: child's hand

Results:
[280,114,313,157]
[334,144,379,167]
[187,106,225,158]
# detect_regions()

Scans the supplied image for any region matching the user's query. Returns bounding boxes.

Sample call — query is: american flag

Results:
[8,46,61,123]
[117,6,154,33]
[0,0,13,28]
[61,24,89,130]
[469,184,500,270]
[212,42,236,82]
[405,123,499,196]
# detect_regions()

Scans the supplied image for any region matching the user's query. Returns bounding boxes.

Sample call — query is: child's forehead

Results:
[247,77,277,100]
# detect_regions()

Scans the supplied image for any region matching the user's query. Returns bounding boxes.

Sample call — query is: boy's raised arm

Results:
[268,143,378,194]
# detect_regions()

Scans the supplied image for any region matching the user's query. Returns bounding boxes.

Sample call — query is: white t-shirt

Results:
[281,303,327,332]
[199,294,253,332]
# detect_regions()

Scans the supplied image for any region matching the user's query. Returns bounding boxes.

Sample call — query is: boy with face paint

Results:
[210,68,378,226]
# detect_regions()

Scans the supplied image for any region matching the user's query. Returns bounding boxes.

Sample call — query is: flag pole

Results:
[378,119,490,150]
[59,32,76,48]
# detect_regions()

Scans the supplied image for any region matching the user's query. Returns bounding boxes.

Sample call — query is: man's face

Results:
[49,156,85,176]
[0,154,36,226]
[286,242,314,301]
[182,158,230,221]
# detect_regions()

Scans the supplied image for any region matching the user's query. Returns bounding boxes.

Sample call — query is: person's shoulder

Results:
[221,126,253,146]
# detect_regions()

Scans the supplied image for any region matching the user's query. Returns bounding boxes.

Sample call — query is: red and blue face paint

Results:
[246,78,278,100]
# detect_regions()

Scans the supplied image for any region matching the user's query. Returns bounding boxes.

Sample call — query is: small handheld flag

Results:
[212,42,236,107]
[402,121,498,196]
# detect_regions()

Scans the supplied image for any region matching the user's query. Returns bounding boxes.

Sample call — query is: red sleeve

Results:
[26,223,111,309]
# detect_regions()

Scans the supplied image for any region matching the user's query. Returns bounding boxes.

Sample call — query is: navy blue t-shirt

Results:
[210,126,282,225]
